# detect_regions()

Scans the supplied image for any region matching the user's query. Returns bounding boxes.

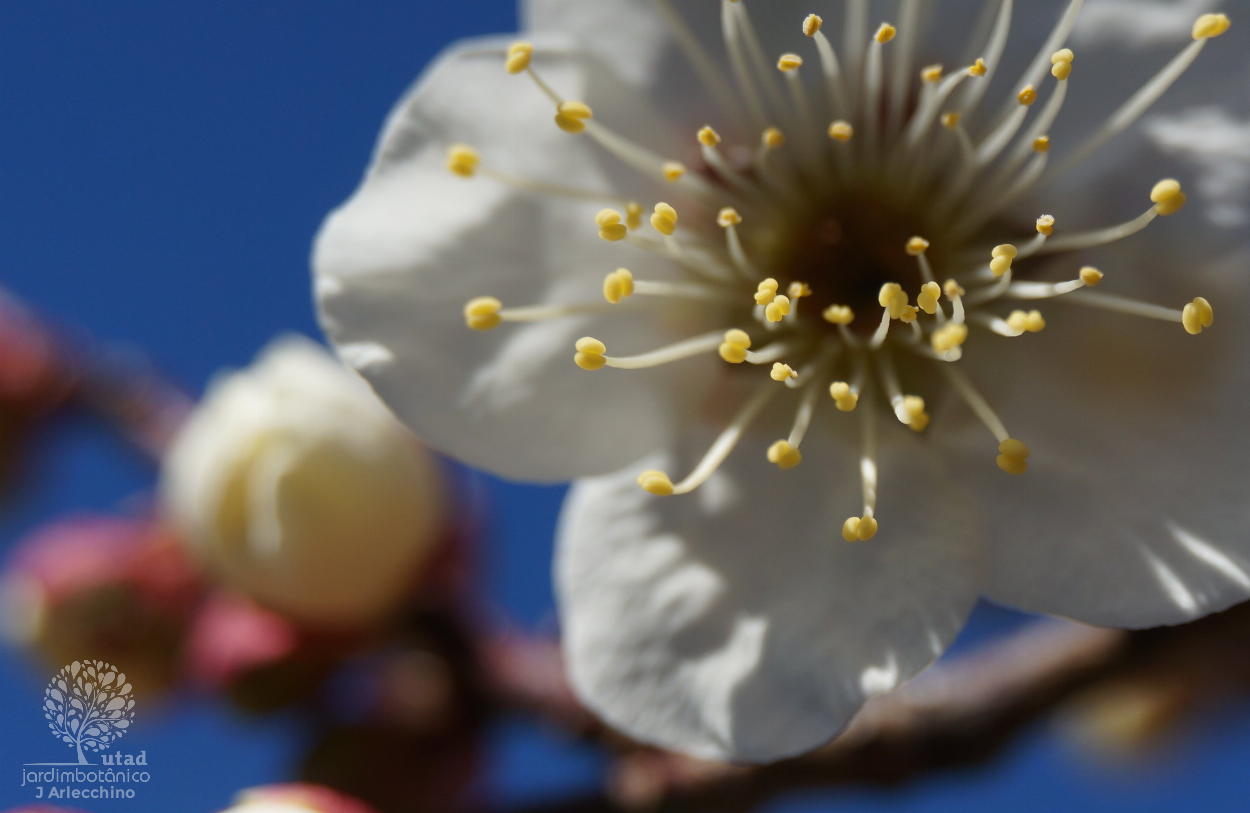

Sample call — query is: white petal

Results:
[943,249,1250,628]
[556,427,982,763]
[314,38,705,482]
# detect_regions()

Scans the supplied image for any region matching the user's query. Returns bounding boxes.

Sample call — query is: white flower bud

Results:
[161,336,444,627]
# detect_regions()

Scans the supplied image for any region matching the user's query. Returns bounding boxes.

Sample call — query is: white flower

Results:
[161,336,444,627]
[313,1,1248,761]
[221,784,377,813]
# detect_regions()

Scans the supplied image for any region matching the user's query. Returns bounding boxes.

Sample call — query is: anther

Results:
[777,53,804,72]
[941,112,962,130]
[765,295,792,323]
[969,58,988,77]
[921,64,944,83]
[1182,297,1214,335]
[650,202,678,235]
[875,23,897,44]
[990,244,1018,277]
[771,362,798,382]
[505,42,534,74]
[755,278,779,306]
[788,282,812,299]
[944,279,966,298]
[1193,13,1231,40]
[1006,310,1046,334]
[446,144,481,177]
[1036,214,1056,236]
[662,161,687,182]
[602,269,635,304]
[596,209,628,242]
[574,337,607,371]
[637,469,675,496]
[830,381,859,412]
[1080,267,1104,287]
[917,281,942,314]
[717,207,742,228]
[932,322,969,353]
[767,440,803,470]
[823,305,855,325]
[828,121,854,142]
[719,329,752,364]
[906,236,931,256]
[625,202,643,230]
[554,101,593,134]
[1051,48,1074,81]
[1033,135,1051,153]
[900,395,930,432]
[762,127,786,148]
[1151,179,1187,216]
[996,439,1030,475]
[803,14,823,37]
[464,296,502,331]
[1018,85,1038,106]
[879,283,914,320]
[697,125,721,147]
[842,516,879,542]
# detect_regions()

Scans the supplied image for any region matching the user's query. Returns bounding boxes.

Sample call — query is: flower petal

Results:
[945,249,1250,628]
[314,38,704,481]
[556,426,983,762]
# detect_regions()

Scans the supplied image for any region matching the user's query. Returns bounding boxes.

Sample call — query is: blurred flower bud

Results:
[1058,676,1192,760]
[222,784,379,813]
[161,336,445,627]
[0,515,201,693]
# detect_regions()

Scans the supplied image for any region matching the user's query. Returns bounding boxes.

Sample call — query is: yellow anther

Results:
[1018,85,1038,106]
[787,282,812,300]
[717,207,743,228]
[554,100,593,134]
[697,125,721,147]
[602,268,635,304]
[944,279,966,299]
[754,278,779,306]
[767,440,803,470]
[718,329,752,364]
[829,382,859,412]
[1036,214,1056,236]
[1182,297,1214,335]
[875,23,897,43]
[625,201,644,231]
[762,127,786,148]
[596,208,628,242]
[1051,61,1072,81]
[1033,135,1051,153]
[1080,266,1104,287]
[898,307,920,324]
[662,161,687,182]
[637,469,674,496]
[574,337,607,371]
[1007,310,1046,334]
[505,42,534,74]
[901,395,930,432]
[828,121,854,142]
[823,305,855,325]
[917,281,942,314]
[931,322,969,353]
[1051,48,1075,65]
[464,296,502,331]
[941,112,962,130]
[446,144,481,178]
[771,362,798,382]
[777,53,804,72]
[765,295,792,323]
[878,283,913,319]
[802,14,823,37]
[842,516,879,543]
[650,202,678,235]
[1151,178,1187,216]
[906,236,931,256]
[1193,13,1231,40]
[990,244,1018,277]
[921,64,944,83]
[996,439,1030,475]
[969,58,988,77]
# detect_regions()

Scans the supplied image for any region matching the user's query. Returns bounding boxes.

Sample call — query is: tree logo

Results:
[42,661,136,765]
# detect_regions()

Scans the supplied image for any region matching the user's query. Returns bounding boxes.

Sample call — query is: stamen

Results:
[941,364,1029,474]
[464,298,617,331]
[986,0,1083,127]
[717,208,757,278]
[828,121,855,142]
[1037,181,1184,255]
[807,18,851,118]
[718,329,753,364]
[955,0,1013,114]
[969,310,1024,337]
[862,23,898,166]
[770,363,797,382]
[876,351,929,431]
[1058,291,1213,334]
[505,42,533,75]
[650,202,679,236]
[596,208,628,242]
[755,278,779,306]
[823,305,855,325]
[765,295,792,323]
[554,100,593,134]
[990,244,1018,277]
[1003,267,1102,300]
[842,385,879,542]
[917,281,941,314]
[593,331,727,370]
[1005,309,1047,333]
[602,268,635,304]
[887,0,922,135]
[446,144,481,177]
[931,322,969,352]
[829,381,859,412]
[574,337,607,370]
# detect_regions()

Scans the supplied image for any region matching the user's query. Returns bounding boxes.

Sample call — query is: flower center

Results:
[451,3,1231,541]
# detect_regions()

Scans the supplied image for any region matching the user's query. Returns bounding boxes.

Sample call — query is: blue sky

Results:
[2,2,1249,811]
